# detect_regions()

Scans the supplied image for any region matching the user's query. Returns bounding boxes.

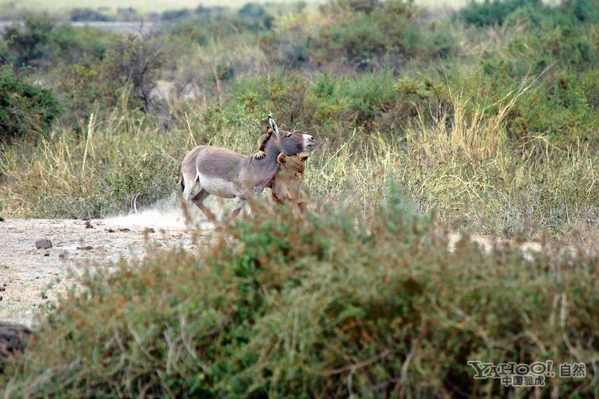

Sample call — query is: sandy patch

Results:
[0,204,214,327]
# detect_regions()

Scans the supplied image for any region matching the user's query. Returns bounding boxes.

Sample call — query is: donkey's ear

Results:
[277,153,287,164]
[299,153,309,161]
[268,116,279,138]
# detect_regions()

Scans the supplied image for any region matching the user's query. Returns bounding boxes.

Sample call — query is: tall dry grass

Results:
[2,86,598,243]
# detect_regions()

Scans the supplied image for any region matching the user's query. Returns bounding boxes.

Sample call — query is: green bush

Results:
[100,34,167,112]
[313,0,418,69]
[238,2,274,32]
[0,66,61,144]
[2,15,56,67]
[162,8,192,21]
[213,69,452,137]
[559,0,599,24]
[49,32,168,123]
[166,20,211,45]
[2,188,598,397]
[70,8,113,22]
[195,4,229,18]
[3,15,110,68]
[458,0,544,27]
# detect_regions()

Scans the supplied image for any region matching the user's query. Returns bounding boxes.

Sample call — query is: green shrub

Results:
[2,188,598,397]
[559,0,599,24]
[458,0,544,27]
[238,2,274,32]
[100,34,167,112]
[0,66,61,144]
[2,15,56,67]
[215,69,453,137]
[195,4,229,18]
[49,32,168,121]
[258,29,311,69]
[167,20,211,45]
[3,15,110,68]
[162,8,192,21]
[313,0,417,69]
[70,8,113,22]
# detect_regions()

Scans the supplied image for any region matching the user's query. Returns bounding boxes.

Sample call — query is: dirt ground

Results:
[0,208,215,327]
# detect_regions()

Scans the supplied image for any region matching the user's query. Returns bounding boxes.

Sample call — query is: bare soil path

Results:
[0,212,212,327]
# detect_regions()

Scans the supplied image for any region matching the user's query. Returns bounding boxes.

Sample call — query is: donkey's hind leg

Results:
[181,173,198,202]
[191,188,215,221]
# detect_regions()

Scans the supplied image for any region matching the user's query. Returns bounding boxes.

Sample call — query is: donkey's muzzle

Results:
[304,134,316,151]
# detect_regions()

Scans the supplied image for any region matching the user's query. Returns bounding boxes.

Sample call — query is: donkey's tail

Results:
[178,174,185,192]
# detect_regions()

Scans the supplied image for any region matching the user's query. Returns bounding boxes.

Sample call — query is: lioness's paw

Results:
[254,151,266,160]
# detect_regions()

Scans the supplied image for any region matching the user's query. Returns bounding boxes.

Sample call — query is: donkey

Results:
[180,117,316,219]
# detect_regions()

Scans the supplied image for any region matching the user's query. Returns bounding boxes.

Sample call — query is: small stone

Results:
[44,252,50,257]
[35,239,53,250]
[85,220,94,229]
[77,246,94,251]
[41,294,48,300]
[0,216,5,222]
[0,323,30,363]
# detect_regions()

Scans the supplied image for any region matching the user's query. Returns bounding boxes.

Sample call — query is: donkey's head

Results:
[267,116,316,156]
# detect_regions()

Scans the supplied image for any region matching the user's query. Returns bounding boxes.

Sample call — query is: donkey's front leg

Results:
[230,198,248,219]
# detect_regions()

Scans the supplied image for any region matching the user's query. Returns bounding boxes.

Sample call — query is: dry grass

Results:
[2,87,599,242]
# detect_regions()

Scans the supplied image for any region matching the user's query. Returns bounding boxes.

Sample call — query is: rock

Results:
[85,220,94,229]
[35,239,52,250]
[77,246,93,250]
[0,322,31,371]
[0,216,5,222]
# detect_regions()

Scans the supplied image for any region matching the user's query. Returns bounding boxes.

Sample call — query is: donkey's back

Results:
[181,145,250,199]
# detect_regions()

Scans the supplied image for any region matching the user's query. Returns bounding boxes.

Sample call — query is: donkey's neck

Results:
[245,137,284,191]
[263,136,283,163]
